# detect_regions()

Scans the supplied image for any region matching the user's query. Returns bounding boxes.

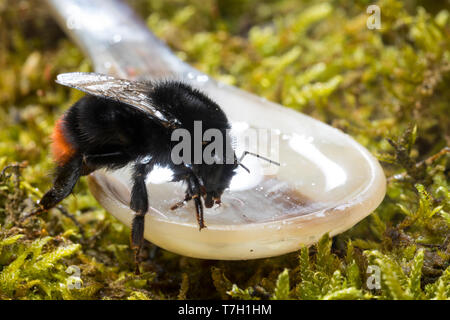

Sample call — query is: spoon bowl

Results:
[46,0,386,259]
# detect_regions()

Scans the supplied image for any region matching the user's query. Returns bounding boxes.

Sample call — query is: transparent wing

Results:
[56,72,179,128]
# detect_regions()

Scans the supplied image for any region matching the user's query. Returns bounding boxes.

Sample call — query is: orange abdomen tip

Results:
[51,116,75,165]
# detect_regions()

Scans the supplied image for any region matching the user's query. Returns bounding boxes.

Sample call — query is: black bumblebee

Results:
[34,72,277,268]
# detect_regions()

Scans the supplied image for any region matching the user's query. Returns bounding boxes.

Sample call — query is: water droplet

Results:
[66,15,81,30]
[196,75,209,83]
[140,155,152,164]
[112,34,122,43]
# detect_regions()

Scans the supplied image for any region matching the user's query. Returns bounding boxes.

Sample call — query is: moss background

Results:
[0,0,449,299]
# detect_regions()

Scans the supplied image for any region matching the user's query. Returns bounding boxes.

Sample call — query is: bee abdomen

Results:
[51,116,76,165]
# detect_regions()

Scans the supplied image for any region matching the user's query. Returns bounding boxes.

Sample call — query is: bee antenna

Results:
[237,161,250,174]
[239,151,280,166]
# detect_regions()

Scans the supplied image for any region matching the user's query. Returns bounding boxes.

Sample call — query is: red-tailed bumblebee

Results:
[34,72,278,267]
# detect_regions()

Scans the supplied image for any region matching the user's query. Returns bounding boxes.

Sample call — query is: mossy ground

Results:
[0,0,448,300]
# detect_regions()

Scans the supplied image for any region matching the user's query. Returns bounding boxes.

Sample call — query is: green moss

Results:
[0,0,449,299]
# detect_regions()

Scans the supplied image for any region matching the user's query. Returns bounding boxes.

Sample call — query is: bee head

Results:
[194,161,238,208]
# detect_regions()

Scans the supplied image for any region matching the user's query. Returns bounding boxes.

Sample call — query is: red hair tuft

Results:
[51,117,75,165]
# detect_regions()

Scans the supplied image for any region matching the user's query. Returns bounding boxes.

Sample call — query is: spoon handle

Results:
[44,0,194,78]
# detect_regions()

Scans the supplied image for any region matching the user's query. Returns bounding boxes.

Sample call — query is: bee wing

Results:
[56,72,179,128]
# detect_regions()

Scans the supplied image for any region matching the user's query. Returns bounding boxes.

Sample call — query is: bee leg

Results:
[80,152,128,175]
[170,194,192,210]
[193,196,205,230]
[83,152,127,168]
[188,175,206,230]
[129,161,154,274]
[34,155,83,216]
